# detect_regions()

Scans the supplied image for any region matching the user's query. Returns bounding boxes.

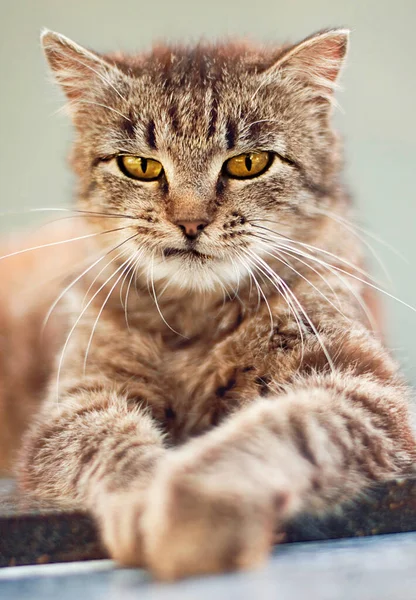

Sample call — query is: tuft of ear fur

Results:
[265,29,349,102]
[41,29,126,103]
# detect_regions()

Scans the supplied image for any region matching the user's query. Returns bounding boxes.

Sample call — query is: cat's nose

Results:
[175,220,209,240]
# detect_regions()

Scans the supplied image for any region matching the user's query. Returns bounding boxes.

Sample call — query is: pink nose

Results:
[175,220,209,239]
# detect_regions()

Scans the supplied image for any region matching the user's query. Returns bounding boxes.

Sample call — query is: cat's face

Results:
[43,30,348,292]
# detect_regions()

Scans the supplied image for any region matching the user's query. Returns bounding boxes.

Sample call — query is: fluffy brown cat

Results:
[5,28,415,580]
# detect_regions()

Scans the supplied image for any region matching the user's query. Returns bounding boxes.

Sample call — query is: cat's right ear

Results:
[260,29,349,106]
[41,29,126,102]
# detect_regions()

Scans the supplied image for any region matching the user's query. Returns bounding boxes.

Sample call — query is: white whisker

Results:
[237,253,274,334]
[43,234,137,332]
[0,226,131,262]
[149,253,187,338]
[311,207,393,286]
[83,251,140,373]
[81,244,135,308]
[253,235,351,322]
[55,235,139,400]
[241,250,306,363]
[243,248,334,371]
[124,251,144,331]
[251,229,379,330]
[264,236,416,315]
[250,221,377,284]
[258,237,378,332]
[312,206,408,263]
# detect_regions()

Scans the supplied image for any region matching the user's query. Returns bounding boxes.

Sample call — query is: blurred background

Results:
[1,1,416,385]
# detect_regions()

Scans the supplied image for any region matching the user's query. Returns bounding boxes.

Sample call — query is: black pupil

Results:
[245,154,252,171]
[141,158,148,173]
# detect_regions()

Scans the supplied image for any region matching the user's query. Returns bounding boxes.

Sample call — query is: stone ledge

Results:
[0,477,415,567]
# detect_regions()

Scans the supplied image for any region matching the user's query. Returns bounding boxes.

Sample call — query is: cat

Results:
[4,27,414,580]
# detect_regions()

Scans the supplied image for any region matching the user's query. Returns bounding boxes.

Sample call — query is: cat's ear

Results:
[264,29,349,102]
[41,29,126,102]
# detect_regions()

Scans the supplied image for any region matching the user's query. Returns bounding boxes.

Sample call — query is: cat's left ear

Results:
[263,29,349,102]
[41,29,128,103]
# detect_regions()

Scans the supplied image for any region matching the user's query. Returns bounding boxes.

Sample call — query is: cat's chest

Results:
[153,328,273,442]
[106,297,294,441]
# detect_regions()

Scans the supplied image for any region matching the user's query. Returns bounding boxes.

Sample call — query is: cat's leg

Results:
[137,373,415,580]
[19,387,166,564]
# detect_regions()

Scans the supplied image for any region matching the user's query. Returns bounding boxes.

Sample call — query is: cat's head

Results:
[42,29,348,292]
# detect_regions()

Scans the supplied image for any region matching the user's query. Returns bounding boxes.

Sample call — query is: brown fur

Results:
[0,223,90,473]
[2,28,414,580]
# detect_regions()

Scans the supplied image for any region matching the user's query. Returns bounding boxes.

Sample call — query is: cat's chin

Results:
[148,252,248,293]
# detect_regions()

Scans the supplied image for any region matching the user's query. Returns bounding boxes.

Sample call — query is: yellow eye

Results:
[224,151,273,179]
[118,155,163,181]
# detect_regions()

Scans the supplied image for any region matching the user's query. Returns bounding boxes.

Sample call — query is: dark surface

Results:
[1,532,416,600]
[285,476,416,542]
[1,477,415,568]
[0,480,105,567]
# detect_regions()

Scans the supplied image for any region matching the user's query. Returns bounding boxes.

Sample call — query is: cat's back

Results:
[0,222,89,473]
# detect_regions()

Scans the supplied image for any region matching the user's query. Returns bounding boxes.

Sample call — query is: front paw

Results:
[93,489,147,567]
[140,456,291,580]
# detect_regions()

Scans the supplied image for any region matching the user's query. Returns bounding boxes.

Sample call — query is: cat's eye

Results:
[117,155,163,181]
[224,151,273,179]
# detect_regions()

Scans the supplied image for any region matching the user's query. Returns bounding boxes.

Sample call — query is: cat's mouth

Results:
[162,247,213,260]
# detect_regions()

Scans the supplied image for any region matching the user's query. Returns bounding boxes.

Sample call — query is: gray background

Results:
[1,1,415,384]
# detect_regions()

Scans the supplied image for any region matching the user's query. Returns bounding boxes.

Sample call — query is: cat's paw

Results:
[140,455,290,580]
[93,489,146,567]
